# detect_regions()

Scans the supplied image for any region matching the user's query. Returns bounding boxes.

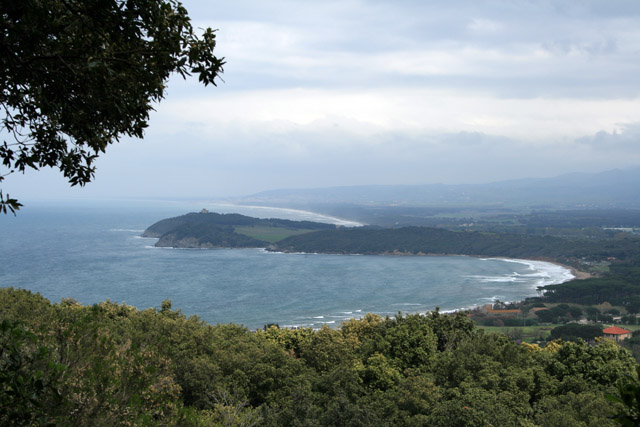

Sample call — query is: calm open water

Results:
[0,200,573,329]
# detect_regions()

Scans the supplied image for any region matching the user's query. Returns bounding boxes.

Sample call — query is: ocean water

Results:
[0,200,573,330]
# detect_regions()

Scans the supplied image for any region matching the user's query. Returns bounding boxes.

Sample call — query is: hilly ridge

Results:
[238,167,640,209]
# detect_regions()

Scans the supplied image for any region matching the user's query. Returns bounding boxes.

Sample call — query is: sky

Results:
[6,0,640,201]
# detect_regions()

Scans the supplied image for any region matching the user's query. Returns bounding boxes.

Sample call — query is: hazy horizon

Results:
[5,0,640,201]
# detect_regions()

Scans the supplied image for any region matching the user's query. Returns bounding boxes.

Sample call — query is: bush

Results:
[549,323,603,342]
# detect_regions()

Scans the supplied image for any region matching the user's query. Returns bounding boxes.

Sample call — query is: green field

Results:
[234,226,316,243]
[477,324,555,343]
[478,322,640,343]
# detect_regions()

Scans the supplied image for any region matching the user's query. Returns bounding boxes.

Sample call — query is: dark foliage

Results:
[273,226,640,261]
[144,212,335,238]
[0,0,224,212]
[0,288,635,425]
[549,323,603,342]
[144,211,337,248]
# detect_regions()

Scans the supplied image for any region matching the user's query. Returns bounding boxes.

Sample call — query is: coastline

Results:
[567,265,591,280]
[264,248,581,320]
[272,246,587,283]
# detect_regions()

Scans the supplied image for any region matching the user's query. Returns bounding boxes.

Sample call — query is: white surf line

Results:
[491,257,575,289]
[204,202,364,227]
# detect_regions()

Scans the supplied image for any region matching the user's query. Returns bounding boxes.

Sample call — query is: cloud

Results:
[195,0,640,97]
[8,0,640,201]
[468,18,505,35]
[153,85,640,142]
[576,123,640,150]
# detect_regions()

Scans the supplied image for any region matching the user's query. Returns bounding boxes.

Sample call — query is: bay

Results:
[0,200,573,330]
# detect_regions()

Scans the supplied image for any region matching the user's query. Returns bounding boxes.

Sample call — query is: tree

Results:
[607,365,640,426]
[0,319,64,425]
[549,323,603,342]
[0,0,224,213]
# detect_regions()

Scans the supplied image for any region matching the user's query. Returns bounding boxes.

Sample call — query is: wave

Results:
[490,258,574,289]
[467,275,529,283]
[109,228,144,232]
[263,250,321,256]
[144,246,212,251]
[282,323,314,329]
[480,295,506,301]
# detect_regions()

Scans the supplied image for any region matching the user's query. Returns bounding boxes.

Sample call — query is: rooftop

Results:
[602,326,631,335]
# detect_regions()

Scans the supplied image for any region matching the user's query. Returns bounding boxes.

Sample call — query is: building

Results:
[480,304,521,316]
[602,326,631,342]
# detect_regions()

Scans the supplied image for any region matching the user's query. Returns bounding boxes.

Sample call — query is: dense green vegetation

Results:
[234,225,317,243]
[155,223,268,248]
[549,324,604,342]
[272,225,640,261]
[300,205,640,232]
[0,287,636,426]
[143,212,336,248]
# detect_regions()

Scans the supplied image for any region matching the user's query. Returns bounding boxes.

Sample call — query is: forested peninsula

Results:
[142,211,335,248]
[145,211,637,260]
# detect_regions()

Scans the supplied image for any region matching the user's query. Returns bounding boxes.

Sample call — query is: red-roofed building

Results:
[480,304,521,316]
[602,326,631,342]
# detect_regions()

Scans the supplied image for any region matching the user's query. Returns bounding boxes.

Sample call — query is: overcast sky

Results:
[8,0,640,200]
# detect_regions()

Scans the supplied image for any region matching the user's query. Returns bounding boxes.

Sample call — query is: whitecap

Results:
[480,295,506,301]
[493,258,574,286]
[467,275,525,283]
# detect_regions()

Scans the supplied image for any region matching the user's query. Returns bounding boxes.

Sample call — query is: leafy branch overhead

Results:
[0,0,224,213]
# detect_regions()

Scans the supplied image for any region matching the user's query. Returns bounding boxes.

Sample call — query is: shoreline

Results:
[263,249,582,320]
[565,265,591,280]
[148,238,589,326]
[269,247,589,282]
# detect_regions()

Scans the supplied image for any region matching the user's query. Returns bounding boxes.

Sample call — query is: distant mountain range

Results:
[237,167,640,209]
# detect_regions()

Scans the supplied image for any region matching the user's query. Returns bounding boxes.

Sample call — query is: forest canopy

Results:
[0,287,636,426]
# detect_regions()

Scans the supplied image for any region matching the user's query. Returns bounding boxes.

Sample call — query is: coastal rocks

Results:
[155,236,211,249]
[154,233,265,249]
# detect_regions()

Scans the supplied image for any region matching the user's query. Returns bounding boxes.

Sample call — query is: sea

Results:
[0,199,574,330]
